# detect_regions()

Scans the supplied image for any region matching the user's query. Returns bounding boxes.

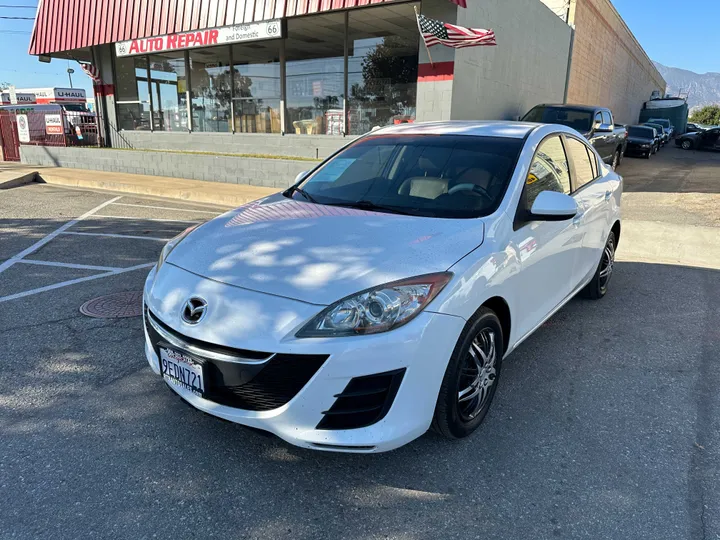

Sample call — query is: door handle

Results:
[604,191,612,201]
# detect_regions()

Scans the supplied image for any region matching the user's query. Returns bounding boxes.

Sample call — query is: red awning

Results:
[29,0,396,56]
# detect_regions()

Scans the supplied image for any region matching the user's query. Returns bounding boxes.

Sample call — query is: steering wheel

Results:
[448,183,494,202]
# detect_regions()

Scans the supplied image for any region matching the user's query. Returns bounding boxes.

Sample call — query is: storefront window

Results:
[115,56,151,130]
[286,13,345,135]
[348,4,419,135]
[148,52,188,131]
[232,42,282,134]
[189,47,232,133]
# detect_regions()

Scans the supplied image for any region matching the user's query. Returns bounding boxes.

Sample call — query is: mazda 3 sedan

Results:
[143,121,622,453]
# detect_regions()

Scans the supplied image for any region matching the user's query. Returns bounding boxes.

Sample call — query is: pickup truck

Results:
[522,104,628,169]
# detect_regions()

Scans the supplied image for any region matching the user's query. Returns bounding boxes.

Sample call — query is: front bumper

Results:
[143,264,465,452]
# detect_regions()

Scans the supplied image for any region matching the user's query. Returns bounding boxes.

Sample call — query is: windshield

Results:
[628,127,654,138]
[649,119,670,128]
[293,134,524,219]
[61,104,89,112]
[522,106,593,133]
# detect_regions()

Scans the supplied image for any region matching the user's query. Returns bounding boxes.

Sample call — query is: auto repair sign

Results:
[115,20,282,57]
[45,114,63,135]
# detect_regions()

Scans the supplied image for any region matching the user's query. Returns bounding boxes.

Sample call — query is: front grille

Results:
[145,308,328,412]
[203,354,328,411]
[317,369,406,430]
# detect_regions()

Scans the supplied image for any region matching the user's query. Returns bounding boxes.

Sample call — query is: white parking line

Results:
[16,260,122,272]
[91,214,201,223]
[110,202,221,215]
[0,196,123,276]
[60,231,171,242]
[0,263,155,304]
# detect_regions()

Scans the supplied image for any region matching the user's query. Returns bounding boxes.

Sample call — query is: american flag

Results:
[417,13,497,49]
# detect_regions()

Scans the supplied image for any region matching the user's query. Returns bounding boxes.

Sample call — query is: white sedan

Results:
[143,121,622,453]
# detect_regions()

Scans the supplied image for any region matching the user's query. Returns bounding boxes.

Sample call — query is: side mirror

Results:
[294,171,309,184]
[595,123,613,133]
[530,191,578,221]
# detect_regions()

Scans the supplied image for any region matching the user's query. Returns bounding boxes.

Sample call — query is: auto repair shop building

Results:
[20,0,662,187]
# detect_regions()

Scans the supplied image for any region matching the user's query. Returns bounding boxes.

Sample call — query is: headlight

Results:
[296,272,452,338]
[641,144,651,148]
[157,225,199,271]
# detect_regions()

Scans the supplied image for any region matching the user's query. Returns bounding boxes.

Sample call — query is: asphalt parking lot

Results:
[1,146,719,540]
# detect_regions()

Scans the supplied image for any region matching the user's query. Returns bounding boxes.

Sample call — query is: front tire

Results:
[581,231,616,300]
[611,150,621,170]
[432,308,504,439]
[681,139,693,150]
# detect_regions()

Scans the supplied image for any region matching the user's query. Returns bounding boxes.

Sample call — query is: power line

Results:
[0,5,38,7]
[0,15,33,19]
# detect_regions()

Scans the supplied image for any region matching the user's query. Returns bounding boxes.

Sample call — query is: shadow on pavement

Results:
[1,259,719,539]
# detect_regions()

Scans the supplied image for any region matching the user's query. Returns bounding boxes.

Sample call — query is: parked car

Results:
[522,104,628,169]
[686,122,703,133]
[625,125,658,158]
[644,122,668,145]
[676,126,720,151]
[647,118,674,139]
[142,121,622,453]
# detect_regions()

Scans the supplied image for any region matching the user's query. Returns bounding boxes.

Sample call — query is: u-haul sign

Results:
[45,114,63,134]
[115,20,282,57]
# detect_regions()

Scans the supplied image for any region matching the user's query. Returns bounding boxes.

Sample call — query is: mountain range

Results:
[654,62,720,111]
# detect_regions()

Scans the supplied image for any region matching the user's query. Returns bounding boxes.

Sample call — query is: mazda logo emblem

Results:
[181,297,207,324]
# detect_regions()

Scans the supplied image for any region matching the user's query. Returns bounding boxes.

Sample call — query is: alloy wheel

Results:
[612,151,620,169]
[599,238,616,291]
[457,328,497,421]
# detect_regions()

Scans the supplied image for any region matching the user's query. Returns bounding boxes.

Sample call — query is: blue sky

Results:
[0,0,717,91]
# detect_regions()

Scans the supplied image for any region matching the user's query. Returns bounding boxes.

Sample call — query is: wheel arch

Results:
[480,296,511,354]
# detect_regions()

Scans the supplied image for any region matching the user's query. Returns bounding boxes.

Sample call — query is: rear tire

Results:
[432,308,504,439]
[681,139,693,150]
[581,231,616,300]
[611,150,621,170]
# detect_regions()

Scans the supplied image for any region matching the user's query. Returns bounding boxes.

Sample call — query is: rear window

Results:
[522,106,593,133]
[628,127,654,138]
[296,135,524,219]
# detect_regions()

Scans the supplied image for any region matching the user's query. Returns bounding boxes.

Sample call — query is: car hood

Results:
[167,195,485,305]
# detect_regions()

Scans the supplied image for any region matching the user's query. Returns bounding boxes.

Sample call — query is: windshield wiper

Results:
[285,185,319,204]
[326,200,418,216]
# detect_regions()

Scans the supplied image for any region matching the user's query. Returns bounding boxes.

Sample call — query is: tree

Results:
[0,81,10,91]
[690,105,720,126]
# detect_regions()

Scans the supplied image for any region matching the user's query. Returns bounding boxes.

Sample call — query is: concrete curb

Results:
[0,171,38,190]
[36,171,278,207]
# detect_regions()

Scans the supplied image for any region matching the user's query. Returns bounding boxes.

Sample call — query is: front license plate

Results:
[160,347,204,396]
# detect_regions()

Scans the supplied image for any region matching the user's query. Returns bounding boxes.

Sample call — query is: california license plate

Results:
[160,347,204,396]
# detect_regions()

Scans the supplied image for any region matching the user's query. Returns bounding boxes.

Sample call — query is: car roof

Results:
[531,104,604,112]
[371,121,538,139]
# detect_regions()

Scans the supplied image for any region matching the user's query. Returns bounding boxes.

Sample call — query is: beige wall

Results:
[449,0,572,121]
[563,0,666,124]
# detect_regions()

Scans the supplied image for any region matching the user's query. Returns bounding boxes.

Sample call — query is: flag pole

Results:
[414,5,434,67]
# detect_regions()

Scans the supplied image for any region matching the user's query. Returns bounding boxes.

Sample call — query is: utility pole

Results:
[67,67,74,88]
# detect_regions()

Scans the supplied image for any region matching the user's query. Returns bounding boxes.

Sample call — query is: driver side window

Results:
[525,136,571,210]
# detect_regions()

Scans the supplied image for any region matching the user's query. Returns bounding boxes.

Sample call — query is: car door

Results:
[588,111,608,161]
[601,111,614,160]
[703,128,720,150]
[564,136,610,282]
[509,135,585,339]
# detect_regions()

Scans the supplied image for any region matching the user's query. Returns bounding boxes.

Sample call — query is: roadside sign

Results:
[17,114,30,143]
[45,114,63,134]
[8,86,17,105]
[17,114,30,142]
